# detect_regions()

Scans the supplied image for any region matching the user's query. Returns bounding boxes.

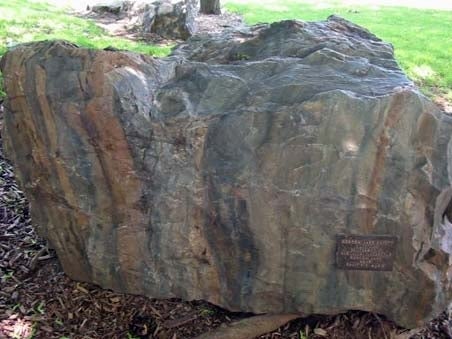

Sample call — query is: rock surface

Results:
[92,0,124,14]
[1,17,451,328]
[92,0,197,40]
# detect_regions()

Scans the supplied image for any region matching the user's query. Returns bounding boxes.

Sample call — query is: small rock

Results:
[314,328,328,336]
[134,0,197,39]
[91,1,124,15]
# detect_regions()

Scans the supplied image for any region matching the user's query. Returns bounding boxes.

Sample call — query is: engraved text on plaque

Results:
[336,235,397,271]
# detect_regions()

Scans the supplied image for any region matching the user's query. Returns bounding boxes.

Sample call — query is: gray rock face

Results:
[92,1,124,14]
[1,17,451,328]
[92,0,197,40]
[135,0,197,39]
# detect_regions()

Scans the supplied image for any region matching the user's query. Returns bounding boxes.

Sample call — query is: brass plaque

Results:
[336,235,397,271]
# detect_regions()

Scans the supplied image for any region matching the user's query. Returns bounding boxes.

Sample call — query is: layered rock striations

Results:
[1,17,451,327]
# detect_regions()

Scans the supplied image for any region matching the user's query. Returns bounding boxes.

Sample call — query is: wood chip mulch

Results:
[0,102,450,338]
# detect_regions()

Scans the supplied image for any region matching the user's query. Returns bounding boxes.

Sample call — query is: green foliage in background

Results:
[0,0,451,103]
[0,0,172,99]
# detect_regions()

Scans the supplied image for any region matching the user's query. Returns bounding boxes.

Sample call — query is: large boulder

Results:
[1,17,451,328]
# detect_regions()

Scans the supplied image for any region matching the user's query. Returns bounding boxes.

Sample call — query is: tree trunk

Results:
[200,0,220,15]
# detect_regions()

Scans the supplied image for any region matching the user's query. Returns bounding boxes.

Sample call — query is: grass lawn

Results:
[0,0,451,105]
[225,0,452,102]
[0,0,172,98]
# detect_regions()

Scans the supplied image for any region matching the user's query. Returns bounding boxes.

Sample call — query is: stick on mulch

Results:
[195,314,300,339]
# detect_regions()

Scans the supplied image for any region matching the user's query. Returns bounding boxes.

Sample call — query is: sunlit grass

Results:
[224,0,452,99]
[1,0,451,103]
[0,0,172,99]
[0,0,171,55]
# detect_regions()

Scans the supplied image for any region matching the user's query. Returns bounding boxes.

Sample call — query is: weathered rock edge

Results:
[1,17,451,328]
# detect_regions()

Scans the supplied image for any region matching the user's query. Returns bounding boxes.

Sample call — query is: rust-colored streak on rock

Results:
[1,43,94,281]
[192,206,222,304]
[82,52,149,291]
[34,65,79,209]
[364,92,405,232]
